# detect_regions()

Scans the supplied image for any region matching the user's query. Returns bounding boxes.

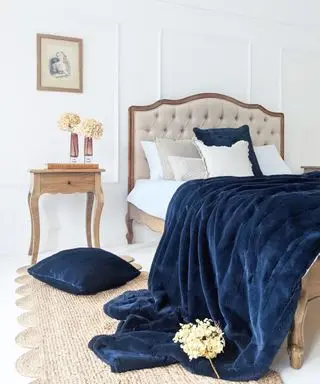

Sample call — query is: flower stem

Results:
[208,358,220,379]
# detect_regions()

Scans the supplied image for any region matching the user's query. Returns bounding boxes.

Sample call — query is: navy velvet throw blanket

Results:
[89,174,320,381]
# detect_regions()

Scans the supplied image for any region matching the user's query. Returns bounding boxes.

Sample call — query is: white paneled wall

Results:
[250,44,282,111]
[1,0,320,254]
[161,30,250,100]
[160,0,320,29]
[282,48,320,168]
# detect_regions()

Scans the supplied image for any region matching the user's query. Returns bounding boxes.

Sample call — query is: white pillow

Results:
[194,140,254,177]
[254,145,292,175]
[168,156,207,181]
[141,141,163,180]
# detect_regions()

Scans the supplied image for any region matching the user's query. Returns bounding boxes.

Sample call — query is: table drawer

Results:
[40,173,95,193]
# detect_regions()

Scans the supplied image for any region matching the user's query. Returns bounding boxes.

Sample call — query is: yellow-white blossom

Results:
[58,113,81,132]
[76,118,103,139]
[173,318,225,361]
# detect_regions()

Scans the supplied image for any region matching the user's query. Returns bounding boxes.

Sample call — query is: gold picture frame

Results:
[37,33,83,93]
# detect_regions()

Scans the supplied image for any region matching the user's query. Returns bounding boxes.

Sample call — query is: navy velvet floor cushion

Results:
[194,125,263,176]
[28,248,140,295]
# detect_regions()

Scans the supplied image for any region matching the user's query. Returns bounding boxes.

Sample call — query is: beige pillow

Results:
[168,156,207,181]
[155,138,201,179]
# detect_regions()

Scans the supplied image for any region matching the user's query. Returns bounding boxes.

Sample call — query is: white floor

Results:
[2,242,319,383]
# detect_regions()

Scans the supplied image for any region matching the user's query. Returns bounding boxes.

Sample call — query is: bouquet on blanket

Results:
[173,319,225,379]
[89,173,320,381]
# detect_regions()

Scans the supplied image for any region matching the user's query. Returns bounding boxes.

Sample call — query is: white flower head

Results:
[58,112,81,132]
[76,118,103,139]
[173,318,225,361]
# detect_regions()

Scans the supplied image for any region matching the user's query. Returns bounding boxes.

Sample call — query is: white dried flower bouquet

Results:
[77,118,103,139]
[58,112,81,132]
[58,113,81,161]
[57,113,103,163]
[173,318,225,379]
[76,119,103,162]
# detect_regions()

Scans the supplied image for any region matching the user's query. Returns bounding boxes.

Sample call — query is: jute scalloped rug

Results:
[15,265,282,384]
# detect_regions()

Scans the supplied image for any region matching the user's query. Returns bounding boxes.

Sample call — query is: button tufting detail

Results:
[257,130,260,135]
[249,115,253,122]
[264,117,268,122]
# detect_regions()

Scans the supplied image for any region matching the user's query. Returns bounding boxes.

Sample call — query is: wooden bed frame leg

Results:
[126,212,134,244]
[287,291,308,369]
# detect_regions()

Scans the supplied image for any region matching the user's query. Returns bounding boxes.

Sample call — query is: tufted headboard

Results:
[128,93,284,193]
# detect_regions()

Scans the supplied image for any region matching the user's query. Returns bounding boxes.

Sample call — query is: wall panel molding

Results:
[247,42,252,102]
[160,28,251,100]
[158,29,163,99]
[113,22,121,183]
[279,47,284,111]
[154,0,320,33]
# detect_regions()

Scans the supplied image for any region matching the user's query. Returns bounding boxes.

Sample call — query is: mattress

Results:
[127,179,184,220]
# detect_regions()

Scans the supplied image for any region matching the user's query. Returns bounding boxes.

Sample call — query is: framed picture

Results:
[37,34,83,93]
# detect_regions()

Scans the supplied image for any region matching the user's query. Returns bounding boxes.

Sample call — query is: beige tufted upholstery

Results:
[128,94,284,191]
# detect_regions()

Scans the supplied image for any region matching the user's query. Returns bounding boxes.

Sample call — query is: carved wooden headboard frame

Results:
[128,93,284,195]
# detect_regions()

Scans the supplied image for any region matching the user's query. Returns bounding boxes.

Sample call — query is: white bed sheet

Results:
[127,179,184,220]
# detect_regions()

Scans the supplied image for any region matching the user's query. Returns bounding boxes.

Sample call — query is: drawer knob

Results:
[67,181,71,185]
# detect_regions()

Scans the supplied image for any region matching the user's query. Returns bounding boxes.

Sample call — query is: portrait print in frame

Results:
[37,34,83,93]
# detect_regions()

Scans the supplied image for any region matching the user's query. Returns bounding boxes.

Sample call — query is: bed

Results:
[126,93,284,241]
[126,92,320,370]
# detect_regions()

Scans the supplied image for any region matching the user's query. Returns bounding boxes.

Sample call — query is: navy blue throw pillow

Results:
[28,248,140,295]
[194,125,263,176]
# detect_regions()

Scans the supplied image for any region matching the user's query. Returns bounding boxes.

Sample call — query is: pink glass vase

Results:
[70,133,79,163]
[84,136,93,163]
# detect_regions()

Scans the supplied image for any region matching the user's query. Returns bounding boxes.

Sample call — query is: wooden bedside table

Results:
[28,168,105,264]
[301,165,320,173]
